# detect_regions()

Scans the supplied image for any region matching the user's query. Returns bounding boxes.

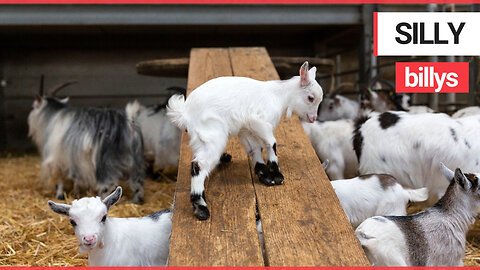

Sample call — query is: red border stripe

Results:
[373,11,378,57]
[0,0,480,3]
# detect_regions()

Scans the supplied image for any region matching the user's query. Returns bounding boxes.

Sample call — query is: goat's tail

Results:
[126,100,144,122]
[405,187,429,202]
[167,94,188,129]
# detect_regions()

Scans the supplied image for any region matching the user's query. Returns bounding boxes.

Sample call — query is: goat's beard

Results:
[78,243,89,254]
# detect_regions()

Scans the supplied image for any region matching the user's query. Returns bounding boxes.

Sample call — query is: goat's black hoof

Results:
[194,205,210,220]
[56,194,65,200]
[267,161,284,185]
[132,196,144,205]
[273,173,284,185]
[260,176,275,186]
[255,163,274,186]
[220,153,232,164]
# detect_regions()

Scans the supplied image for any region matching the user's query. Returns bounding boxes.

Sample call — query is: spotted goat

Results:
[48,187,172,266]
[28,96,145,203]
[356,164,480,266]
[167,61,323,220]
[354,111,480,204]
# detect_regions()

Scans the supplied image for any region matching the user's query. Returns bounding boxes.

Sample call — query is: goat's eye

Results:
[308,95,315,103]
[101,215,107,223]
[70,219,77,227]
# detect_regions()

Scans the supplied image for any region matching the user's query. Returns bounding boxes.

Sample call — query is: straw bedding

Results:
[0,153,175,266]
[1,153,480,266]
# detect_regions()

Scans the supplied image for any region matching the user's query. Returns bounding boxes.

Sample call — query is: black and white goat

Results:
[28,96,145,203]
[316,95,359,122]
[356,164,480,266]
[167,61,323,220]
[354,111,480,204]
[48,187,172,266]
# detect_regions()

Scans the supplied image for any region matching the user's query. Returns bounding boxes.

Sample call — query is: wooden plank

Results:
[228,47,369,266]
[168,48,264,266]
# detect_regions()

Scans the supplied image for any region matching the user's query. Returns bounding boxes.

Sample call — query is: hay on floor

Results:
[0,154,176,266]
[1,154,480,266]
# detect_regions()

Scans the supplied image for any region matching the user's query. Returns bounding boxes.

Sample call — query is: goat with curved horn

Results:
[48,81,78,97]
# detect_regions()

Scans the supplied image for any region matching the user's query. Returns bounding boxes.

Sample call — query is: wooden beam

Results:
[136,58,189,77]
[228,47,369,266]
[135,56,335,78]
[168,48,264,266]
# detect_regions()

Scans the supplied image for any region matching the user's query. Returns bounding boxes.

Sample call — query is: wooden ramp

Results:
[168,47,369,266]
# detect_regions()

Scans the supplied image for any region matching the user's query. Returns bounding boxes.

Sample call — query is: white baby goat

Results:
[356,164,480,266]
[331,174,428,227]
[136,101,182,175]
[167,61,323,220]
[48,187,172,266]
[302,119,357,179]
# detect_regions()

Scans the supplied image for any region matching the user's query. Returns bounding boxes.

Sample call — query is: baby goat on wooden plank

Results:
[167,61,323,220]
[48,187,172,266]
[356,164,480,266]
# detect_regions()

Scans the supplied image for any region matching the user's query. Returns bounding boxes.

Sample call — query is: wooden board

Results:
[228,47,369,266]
[168,48,264,266]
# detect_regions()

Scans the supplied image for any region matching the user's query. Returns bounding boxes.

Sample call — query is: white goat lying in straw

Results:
[48,187,172,266]
[331,173,428,227]
[356,163,479,266]
[167,61,323,220]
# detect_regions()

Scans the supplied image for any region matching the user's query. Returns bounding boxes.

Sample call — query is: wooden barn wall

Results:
[2,49,187,151]
[0,25,333,152]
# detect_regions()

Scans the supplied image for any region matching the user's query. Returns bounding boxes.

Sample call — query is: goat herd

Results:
[26,61,480,266]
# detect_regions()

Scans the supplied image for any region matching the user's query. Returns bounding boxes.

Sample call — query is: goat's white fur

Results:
[332,174,428,227]
[136,103,181,173]
[302,119,357,179]
[452,106,480,118]
[48,187,172,266]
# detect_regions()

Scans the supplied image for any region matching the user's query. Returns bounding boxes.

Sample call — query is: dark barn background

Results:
[0,4,478,151]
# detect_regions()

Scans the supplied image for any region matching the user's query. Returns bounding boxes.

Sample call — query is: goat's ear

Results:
[308,66,317,80]
[299,61,309,87]
[455,168,471,190]
[59,97,70,104]
[48,201,71,216]
[440,163,454,182]
[102,186,122,210]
